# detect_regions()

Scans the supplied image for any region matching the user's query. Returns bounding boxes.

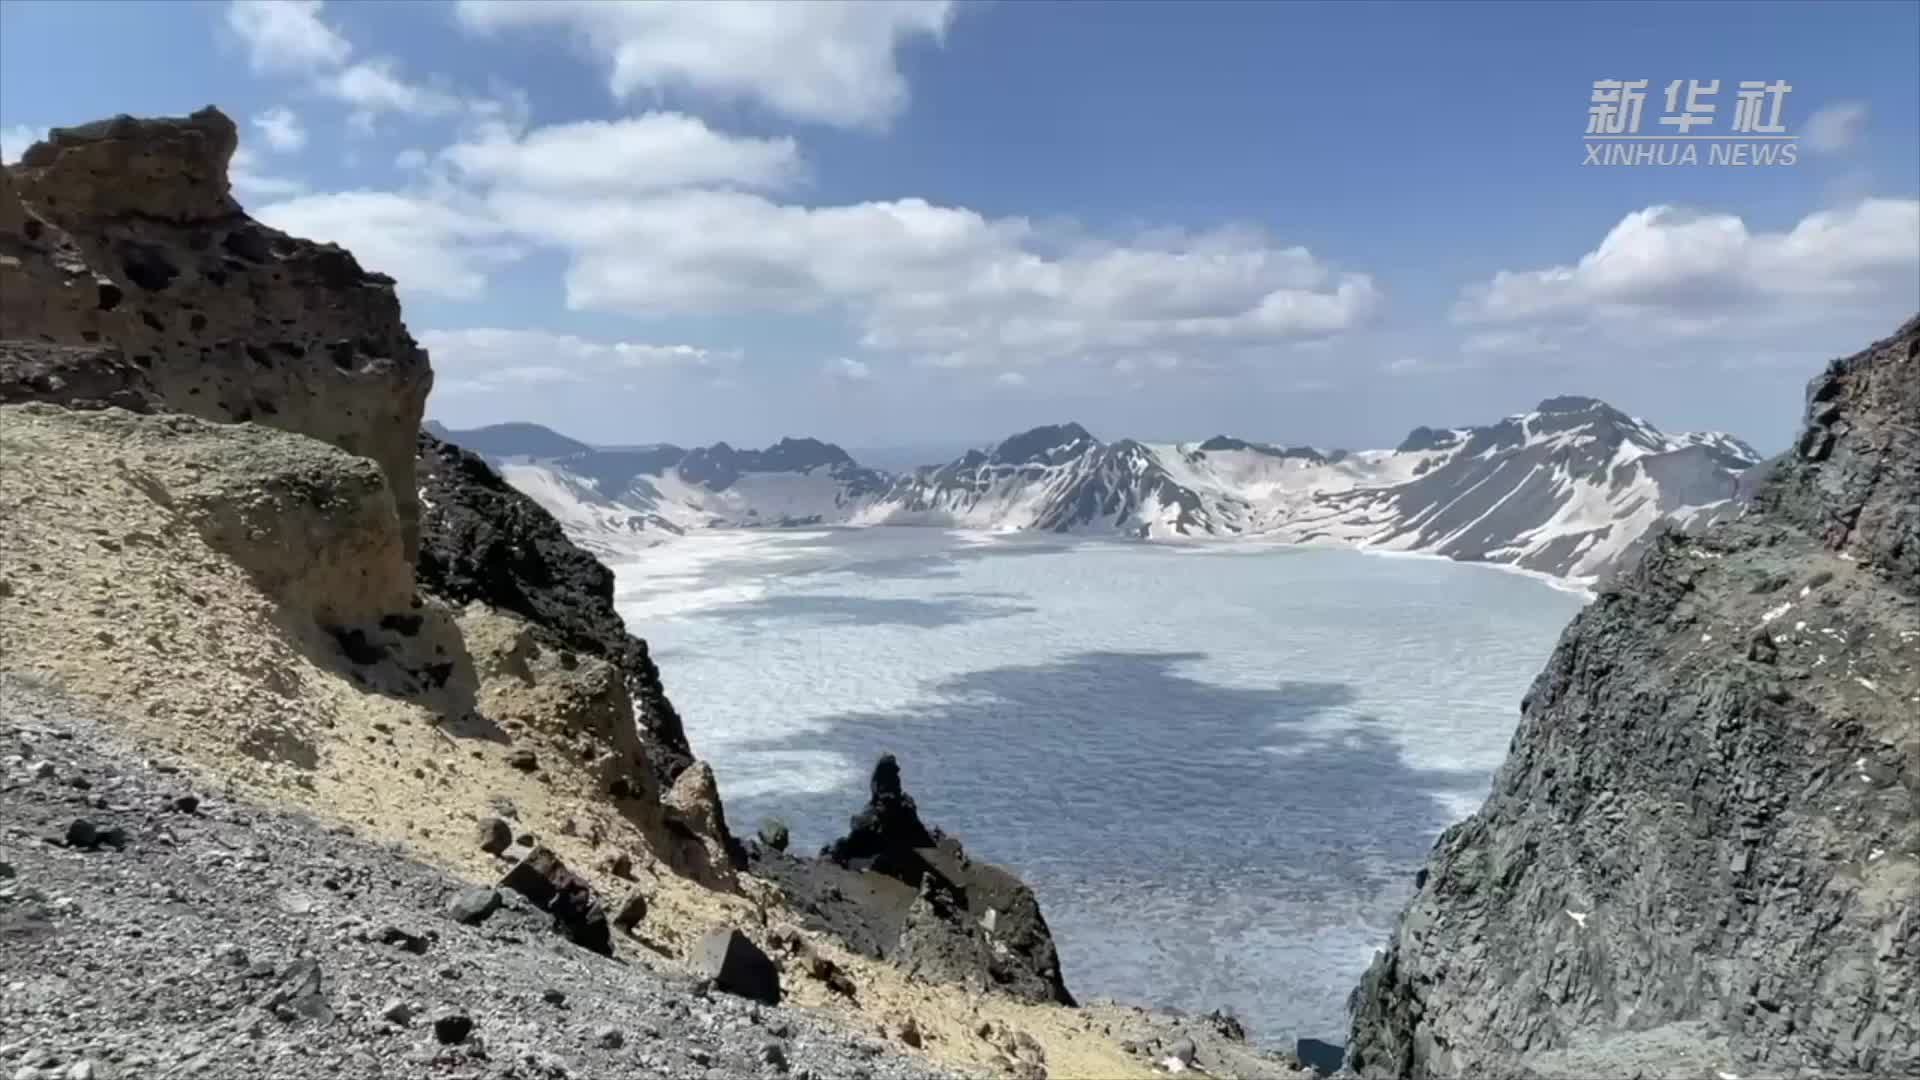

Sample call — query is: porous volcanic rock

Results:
[1347,315,1920,1079]
[0,108,433,559]
[0,340,161,412]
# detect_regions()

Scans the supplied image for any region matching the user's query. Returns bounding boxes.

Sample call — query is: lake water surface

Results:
[610,529,1585,1043]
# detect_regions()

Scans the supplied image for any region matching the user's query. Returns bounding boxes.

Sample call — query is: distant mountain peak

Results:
[1197,434,1270,453]
[433,421,593,460]
[990,423,1098,465]
[1534,394,1610,414]
[1396,425,1463,453]
[759,436,856,471]
[1195,435,1330,464]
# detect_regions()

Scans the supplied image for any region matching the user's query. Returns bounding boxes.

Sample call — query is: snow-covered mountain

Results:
[434,397,1761,582]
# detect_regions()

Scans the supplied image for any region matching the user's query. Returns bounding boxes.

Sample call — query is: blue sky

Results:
[3,1,1916,454]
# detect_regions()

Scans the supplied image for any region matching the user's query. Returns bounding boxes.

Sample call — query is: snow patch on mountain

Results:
[437,398,1760,584]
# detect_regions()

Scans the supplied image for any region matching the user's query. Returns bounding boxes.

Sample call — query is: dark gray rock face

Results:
[1758,315,1920,583]
[414,431,692,784]
[753,756,1076,1007]
[1346,315,1920,1080]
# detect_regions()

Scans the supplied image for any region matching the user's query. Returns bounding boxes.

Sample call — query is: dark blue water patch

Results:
[679,591,1037,630]
[716,648,1484,1044]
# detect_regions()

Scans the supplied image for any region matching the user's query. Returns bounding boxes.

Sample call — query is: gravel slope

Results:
[0,674,969,1080]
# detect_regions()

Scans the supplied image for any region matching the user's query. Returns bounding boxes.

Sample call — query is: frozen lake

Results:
[611,528,1585,1043]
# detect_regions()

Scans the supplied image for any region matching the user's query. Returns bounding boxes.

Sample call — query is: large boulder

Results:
[697,928,781,1004]
[1347,316,1920,1079]
[498,846,612,957]
[1,108,433,560]
[660,761,744,886]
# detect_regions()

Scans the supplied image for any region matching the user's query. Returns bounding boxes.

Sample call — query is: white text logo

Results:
[1584,79,1797,166]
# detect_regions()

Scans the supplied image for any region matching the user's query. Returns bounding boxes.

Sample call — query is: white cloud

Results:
[443,113,804,195]
[1805,102,1868,155]
[395,148,429,171]
[226,0,350,73]
[324,60,463,120]
[994,372,1028,387]
[828,356,872,381]
[0,124,47,164]
[421,327,738,393]
[252,191,523,300]
[452,0,957,130]
[228,145,308,199]
[1456,199,1920,332]
[251,106,308,152]
[482,187,1380,368]
[225,1,474,127]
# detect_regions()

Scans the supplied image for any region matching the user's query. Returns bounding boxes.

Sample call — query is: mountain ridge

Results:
[439,397,1762,582]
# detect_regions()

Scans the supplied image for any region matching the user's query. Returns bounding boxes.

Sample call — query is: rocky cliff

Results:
[1347,315,1920,1079]
[0,108,433,559]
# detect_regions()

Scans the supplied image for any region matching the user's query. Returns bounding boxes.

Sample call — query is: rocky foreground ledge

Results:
[0,675,960,1080]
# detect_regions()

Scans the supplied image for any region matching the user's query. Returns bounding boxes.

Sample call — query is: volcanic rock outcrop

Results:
[752,755,1077,1007]
[0,109,699,885]
[0,107,433,559]
[1346,315,1920,1079]
[415,432,695,787]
